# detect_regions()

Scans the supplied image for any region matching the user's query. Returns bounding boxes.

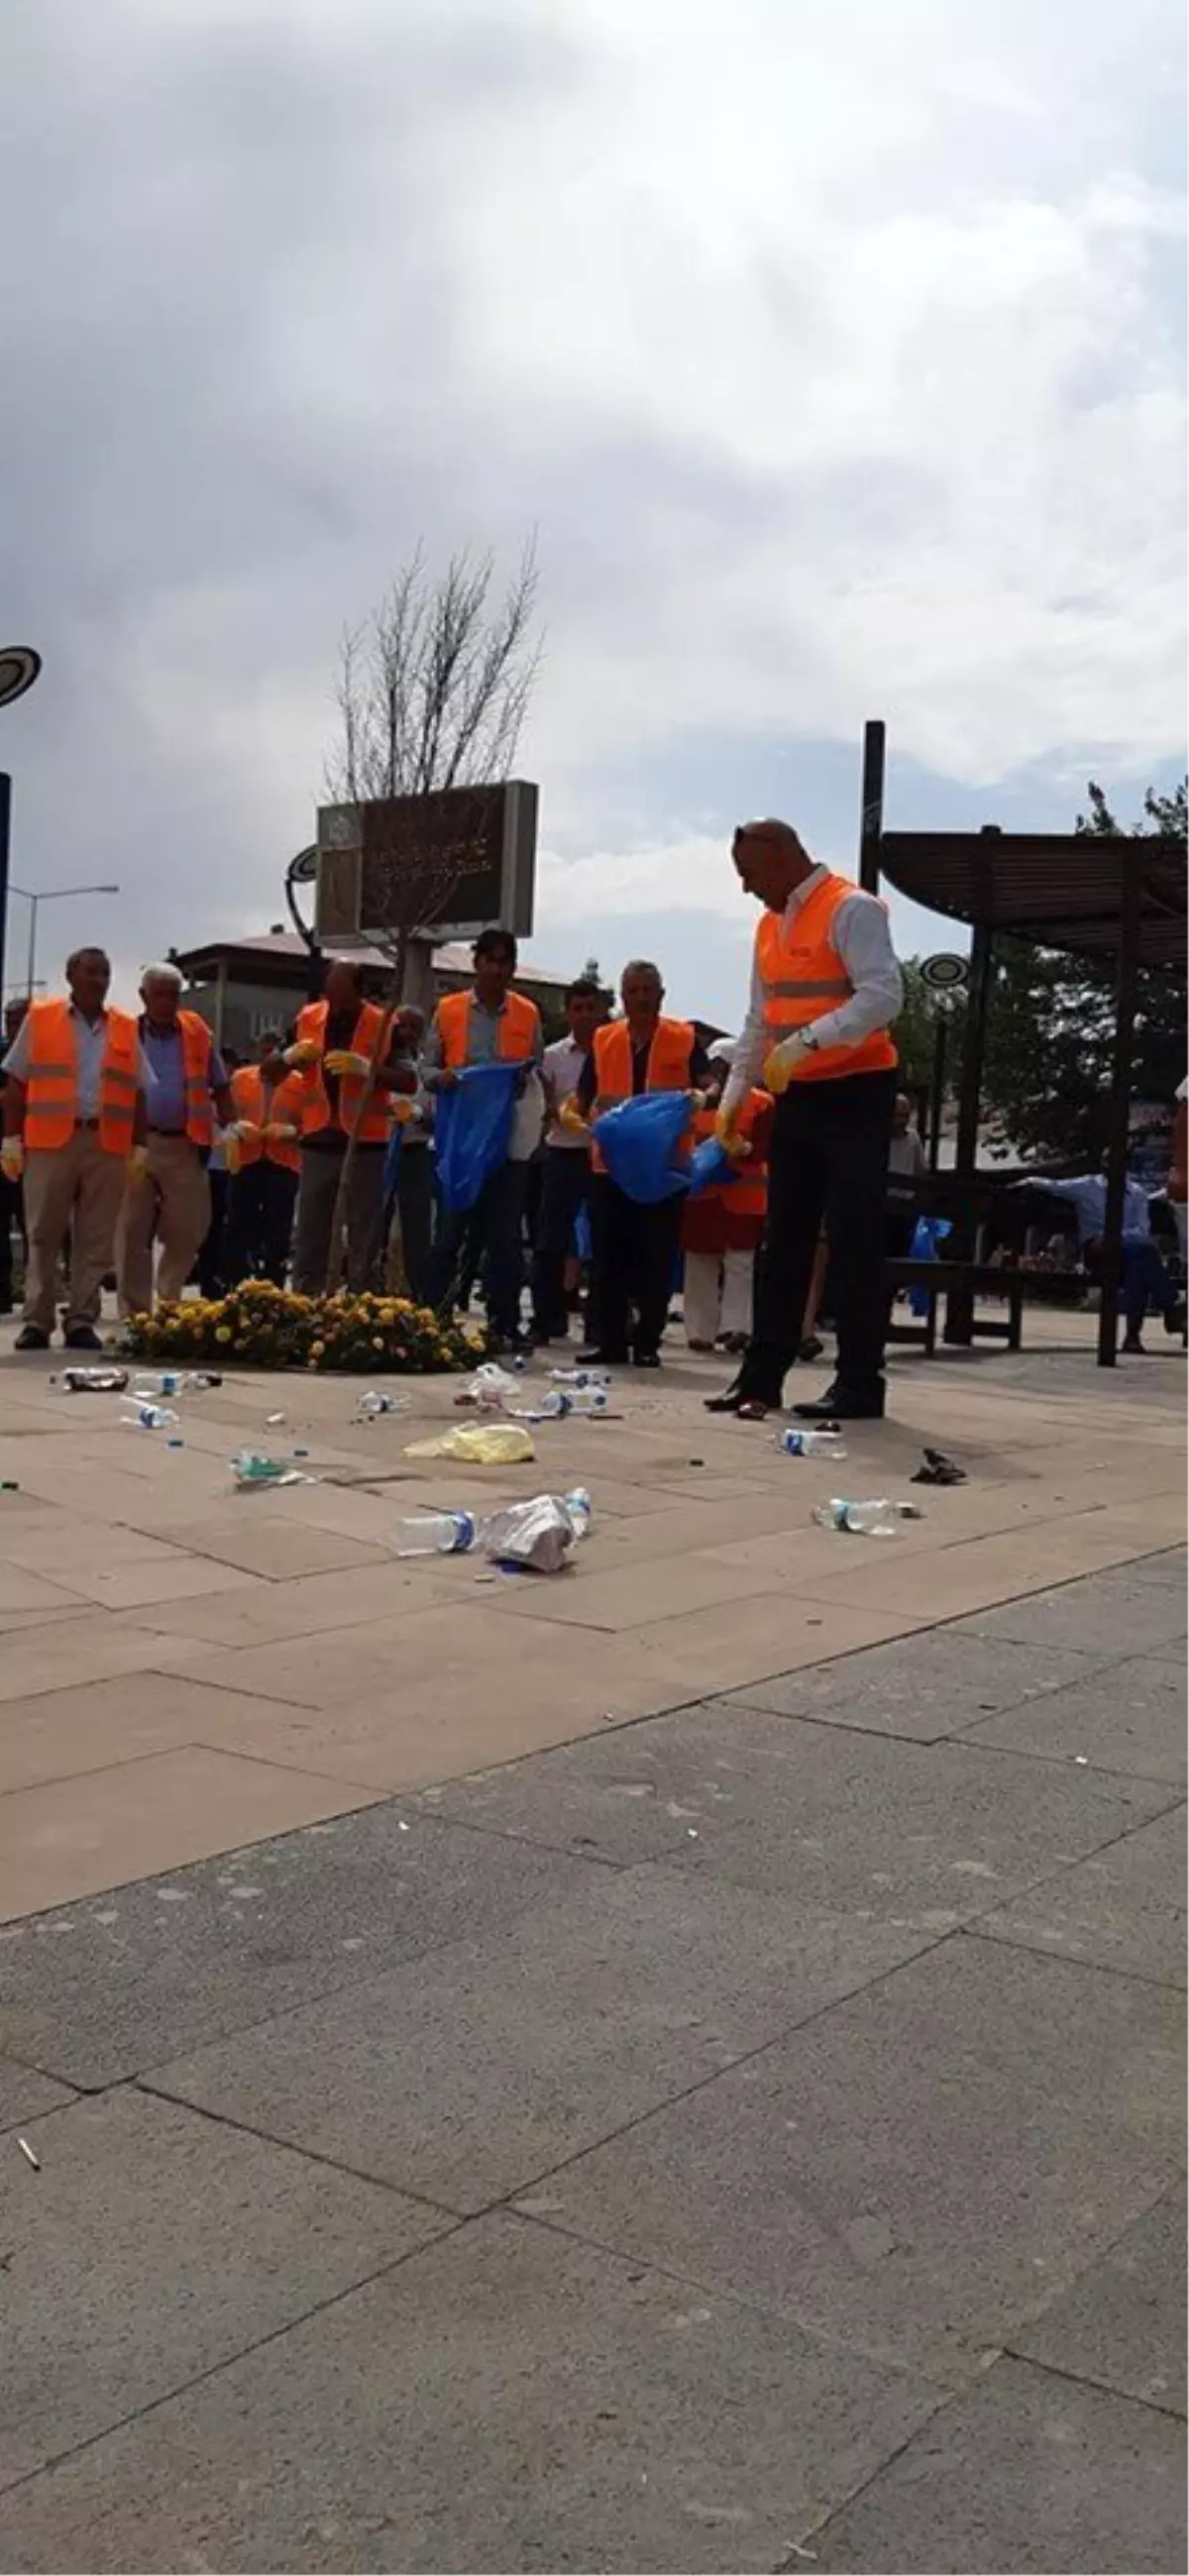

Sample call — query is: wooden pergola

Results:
[856,720,1188,1366]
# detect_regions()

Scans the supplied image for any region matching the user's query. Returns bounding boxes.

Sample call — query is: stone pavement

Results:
[0,1320,1184,2570]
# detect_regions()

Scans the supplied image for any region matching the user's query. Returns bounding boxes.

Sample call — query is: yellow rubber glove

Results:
[558,1095,590,1135]
[323,1047,372,1078]
[229,1120,263,1143]
[264,1121,298,1141]
[390,1098,415,1127]
[283,1037,320,1069]
[0,1136,24,1183]
[763,1031,811,1096]
[126,1143,151,1182]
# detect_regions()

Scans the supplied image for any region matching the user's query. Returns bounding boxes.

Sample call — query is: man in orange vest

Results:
[708,818,903,1421]
[1,945,153,1349]
[276,958,414,1294]
[117,964,235,1318]
[574,959,711,1366]
[423,926,543,1349]
[220,1038,306,1287]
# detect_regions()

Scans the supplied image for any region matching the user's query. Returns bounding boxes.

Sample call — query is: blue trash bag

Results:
[908,1214,951,1315]
[687,1133,740,1196]
[591,1091,693,1204]
[434,1061,521,1215]
[381,1120,403,1205]
[574,1201,593,1263]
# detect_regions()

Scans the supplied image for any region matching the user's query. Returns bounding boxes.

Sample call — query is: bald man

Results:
[707,818,902,1422]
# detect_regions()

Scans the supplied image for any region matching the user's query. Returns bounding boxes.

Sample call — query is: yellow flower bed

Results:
[122,1280,485,1374]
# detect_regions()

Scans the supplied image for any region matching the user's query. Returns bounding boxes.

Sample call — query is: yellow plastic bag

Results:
[403,1423,536,1465]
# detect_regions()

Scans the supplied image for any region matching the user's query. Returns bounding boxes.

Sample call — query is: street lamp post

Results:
[10,883,120,1000]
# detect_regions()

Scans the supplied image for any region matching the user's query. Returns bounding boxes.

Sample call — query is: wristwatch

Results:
[800,1028,819,1052]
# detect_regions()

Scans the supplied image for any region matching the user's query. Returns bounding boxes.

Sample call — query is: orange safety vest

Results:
[756,873,897,1081]
[691,1088,770,1219]
[591,1015,695,1173]
[229,1064,304,1172]
[173,1010,217,1148]
[295,999,393,1143]
[21,997,141,1155]
[435,988,541,1069]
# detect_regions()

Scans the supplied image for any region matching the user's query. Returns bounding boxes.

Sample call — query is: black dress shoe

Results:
[63,1325,104,1351]
[632,1347,661,1368]
[14,1324,50,1350]
[703,1378,779,1416]
[577,1343,629,1366]
[793,1379,886,1423]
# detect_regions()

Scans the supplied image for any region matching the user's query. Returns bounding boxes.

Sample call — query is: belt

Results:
[75,1118,100,1130]
[148,1127,188,1137]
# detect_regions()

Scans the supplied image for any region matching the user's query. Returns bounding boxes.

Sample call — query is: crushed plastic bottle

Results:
[189,1372,223,1390]
[122,1402,180,1432]
[457,1362,522,1412]
[549,1367,610,1389]
[811,1497,922,1536]
[514,1385,608,1421]
[394,1488,592,1572]
[393,1508,479,1557]
[232,1449,312,1489]
[56,1366,130,1393]
[356,1390,411,1418]
[776,1428,848,1458]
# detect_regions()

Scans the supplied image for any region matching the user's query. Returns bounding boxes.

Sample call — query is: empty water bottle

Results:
[357,1390,409,1418]
[515,1385,608,1420]
[232,1449,308,1488]
[549,1367,610,1389]
[811,1497,921,1536]
[393,1509,478,1557]
[57,1366,130,1393]
[776,1429,847,1459]
[123,1402,180,1432]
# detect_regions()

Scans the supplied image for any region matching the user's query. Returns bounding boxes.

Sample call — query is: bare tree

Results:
[318,540,540,1293]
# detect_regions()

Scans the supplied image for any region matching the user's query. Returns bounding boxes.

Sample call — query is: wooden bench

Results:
[885,1258,1025,1356]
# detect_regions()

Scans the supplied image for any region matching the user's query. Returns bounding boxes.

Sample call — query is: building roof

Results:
[169,932,573,992]
[879,830,1187,968]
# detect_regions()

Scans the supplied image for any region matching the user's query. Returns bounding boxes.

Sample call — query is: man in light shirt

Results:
[1020,1164,1186,1353]
[707,817,903,1421]
[530,976,605,1342]
[2,946,153,1350]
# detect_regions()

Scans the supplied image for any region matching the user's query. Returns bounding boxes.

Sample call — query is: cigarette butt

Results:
[17,2136,40,2171]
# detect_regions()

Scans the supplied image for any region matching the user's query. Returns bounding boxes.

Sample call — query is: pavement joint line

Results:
[996,2339,1189,2425]
[938,1730,1188,1788]
[771,2369,991,2572]
[130,2075,470,2221]
[959,1919,1187,1992]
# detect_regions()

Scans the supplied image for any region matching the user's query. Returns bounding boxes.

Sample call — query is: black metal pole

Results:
[927,1010,947,1171]
[1096,851,1142,1367]
[0,774,10,1006]
[858,719,886,894]
[943,919,994,1342]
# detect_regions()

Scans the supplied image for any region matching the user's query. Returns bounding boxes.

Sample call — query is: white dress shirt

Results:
[723,865,903,1110]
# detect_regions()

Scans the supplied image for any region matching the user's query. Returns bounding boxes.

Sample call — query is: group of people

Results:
[4,817,1179,1397]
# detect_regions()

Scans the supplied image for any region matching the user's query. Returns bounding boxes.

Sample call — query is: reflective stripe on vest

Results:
[177,1011,215,1148]
[591,1016,695,1174]
[756,875,897,1082]
[435,988,540,1069]
[22,999,140,1154]
[295,1000,392,1143]
[230,1065,304,1171]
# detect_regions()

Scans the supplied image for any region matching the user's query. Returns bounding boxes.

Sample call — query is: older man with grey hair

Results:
[117,963,234,1316]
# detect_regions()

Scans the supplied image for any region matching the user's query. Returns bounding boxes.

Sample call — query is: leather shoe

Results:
[14,1323,50,1350]
[793,1379,886,1422]
[704,1379,778,1416]
[63,1325,104,1351]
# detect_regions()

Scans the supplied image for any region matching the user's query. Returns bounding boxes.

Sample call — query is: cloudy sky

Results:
[2,0,1185,1023]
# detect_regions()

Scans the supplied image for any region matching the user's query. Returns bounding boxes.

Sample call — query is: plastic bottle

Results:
[132,1372,180,1399]
[393,1509,478,1557]
[514,1386,608,1420]
[811,1497,920,1536]
[549,1367,610,1389]
[356,1391,410,1417]
[57,1366,130,1393]
[122,1402,180,1432]
[776,1429,848,1459]
[232,1449,308,1487]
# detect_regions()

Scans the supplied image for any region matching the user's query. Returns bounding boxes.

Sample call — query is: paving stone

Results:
[1010,2189,1187,2414]
[546,1940,1184,2384]
[811,2353,1186,2573]
[0,1806,584,2089]
[0,2086,446,2492]
[723,1630,1106,1741]
[0,2211,942,2574]
[955,1569,1187,1659]
[973,1805,1186,1986]
[0,2055,74,2133]
[147,1864,934,2213]
[957,1654,1187,1785]
[425,1701,1173,1930]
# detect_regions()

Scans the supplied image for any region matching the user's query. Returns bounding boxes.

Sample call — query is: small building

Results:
[167,931,576,1056]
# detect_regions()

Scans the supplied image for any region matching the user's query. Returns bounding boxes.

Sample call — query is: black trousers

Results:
[531,1147,591,1337]
[590,1176,681,1359]
[430,1160,528,1341]
[390,1144,434,1305]
[0,1171,24,1310]
[741,1071,896,1401]
[223,1161,299,1288]
[195,1167,230,1298]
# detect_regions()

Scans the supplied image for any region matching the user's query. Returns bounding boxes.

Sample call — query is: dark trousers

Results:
[386,1144,434,1305]
[430,1160,527,1340]
[196,1167,229,1299]
[531,1147,591,1337]
[0,1171,24,1309]
[223,1161,298,1288]
[1086,1235,1180,1337]
[741,1071,896,1401]
[590,1176,681,1359]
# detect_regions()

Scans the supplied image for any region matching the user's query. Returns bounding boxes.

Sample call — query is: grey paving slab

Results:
[0,2211,942,2575]
[810,2352,1186,2574]
[0,2054,74,2133]
[957,1653,1187,1785]
[545,1939,1184,2385]
[955,1566,1187,1658]
[0,2085,447,2493]
[147,1862,934,2214]
[723,1629,1106,1741]
[1011,2188,1186,2415]
[0,1802,583,2090]
[1117,1545,1187,1588]
[973,1804,1187,1986]
[420,1704,1170,1935]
